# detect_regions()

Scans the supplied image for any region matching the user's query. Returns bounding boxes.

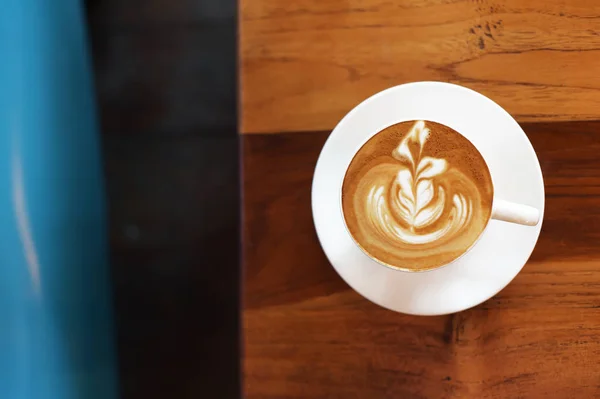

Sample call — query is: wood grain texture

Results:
[243,121,600,398]
[240,0,600,133]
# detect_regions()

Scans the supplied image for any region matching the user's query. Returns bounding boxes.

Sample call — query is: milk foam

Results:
[361,121,473,245]
[342,120,493,270]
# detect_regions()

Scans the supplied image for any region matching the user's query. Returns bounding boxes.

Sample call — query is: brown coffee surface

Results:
[342,120,494,271]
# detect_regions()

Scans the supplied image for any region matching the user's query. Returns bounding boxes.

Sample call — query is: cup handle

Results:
[491,198,540,226]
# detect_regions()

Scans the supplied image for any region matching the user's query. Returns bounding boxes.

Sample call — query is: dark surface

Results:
[243,122,600,398]
[86,1,239,397]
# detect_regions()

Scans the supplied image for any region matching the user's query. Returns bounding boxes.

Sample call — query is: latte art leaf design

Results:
[343,120,493,269]
[361,121,474,245]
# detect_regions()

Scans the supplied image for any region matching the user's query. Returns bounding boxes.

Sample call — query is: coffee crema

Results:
[341,120,494,271]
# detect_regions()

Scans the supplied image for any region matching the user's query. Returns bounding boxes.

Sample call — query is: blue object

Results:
[0,1,119,398]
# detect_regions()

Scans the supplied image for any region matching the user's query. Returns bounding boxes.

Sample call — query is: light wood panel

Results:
[240,0,600,133]
[243,121,600,398]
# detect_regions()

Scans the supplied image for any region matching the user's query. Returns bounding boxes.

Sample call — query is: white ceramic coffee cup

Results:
[334,84,541,272]
[312,81,545,313]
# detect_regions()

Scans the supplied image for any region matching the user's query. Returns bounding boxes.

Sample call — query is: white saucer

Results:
[311,82,545,315]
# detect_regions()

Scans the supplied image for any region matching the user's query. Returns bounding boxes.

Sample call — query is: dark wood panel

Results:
[105,135,240,398]
[88,2,236,136]
[243,121,600,398]
[88,0,235,25]
[86,0,239,397]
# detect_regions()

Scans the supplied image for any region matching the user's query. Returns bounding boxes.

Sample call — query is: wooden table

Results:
[242,1,600,397]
